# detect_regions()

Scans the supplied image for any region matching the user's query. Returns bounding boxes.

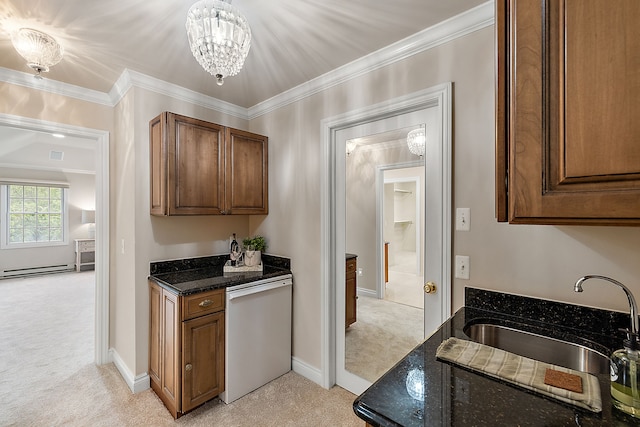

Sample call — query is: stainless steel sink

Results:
[463,323,611,375]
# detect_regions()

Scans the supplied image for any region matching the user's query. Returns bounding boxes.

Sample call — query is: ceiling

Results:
[0,0,487,109]
[0,0,487,172]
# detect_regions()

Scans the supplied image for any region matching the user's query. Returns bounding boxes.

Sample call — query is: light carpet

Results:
[345,295,423,383]
[0,272,361,426]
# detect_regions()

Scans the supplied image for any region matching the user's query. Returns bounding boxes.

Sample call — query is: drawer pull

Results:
[185,363,192,371]
[199,299,213,308]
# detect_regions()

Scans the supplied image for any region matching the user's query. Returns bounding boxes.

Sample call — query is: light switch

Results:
[456,208,470,231]
[455,255,470,280]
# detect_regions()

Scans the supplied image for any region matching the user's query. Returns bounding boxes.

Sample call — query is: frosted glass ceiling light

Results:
[11,28,64,79]
[186,0,252,86]
[406,127,426,157]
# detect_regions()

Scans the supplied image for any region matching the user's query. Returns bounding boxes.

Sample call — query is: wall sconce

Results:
[406,127,426,157]
[82,209,96,239]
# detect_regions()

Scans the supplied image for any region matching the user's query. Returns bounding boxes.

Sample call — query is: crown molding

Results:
[0,1,493,121]
[111,69,249,120]
[0,67,113,106]
[0,162,95,175]
[248,1,494,119]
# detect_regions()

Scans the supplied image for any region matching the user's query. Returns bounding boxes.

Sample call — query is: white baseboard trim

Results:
[292,357,324,388]
[110,348,150,394]
[357,288,377,298]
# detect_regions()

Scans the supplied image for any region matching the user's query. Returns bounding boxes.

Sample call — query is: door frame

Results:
[379,166,424,299]
[320,83,452,390]
[0,113,110,365]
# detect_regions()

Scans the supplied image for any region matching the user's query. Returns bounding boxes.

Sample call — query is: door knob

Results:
[185,363,193,372]
[424,282,437,294]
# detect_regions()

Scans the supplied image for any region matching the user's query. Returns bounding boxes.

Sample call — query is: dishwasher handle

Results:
[228,279,292,301]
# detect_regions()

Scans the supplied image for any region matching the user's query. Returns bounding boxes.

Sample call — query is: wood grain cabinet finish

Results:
[496,0,640,225]
[149,282,225,419]
[346,257,357,328]
[150,112,268,216]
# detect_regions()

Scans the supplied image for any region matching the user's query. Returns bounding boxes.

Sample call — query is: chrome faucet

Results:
[574,275,639,342]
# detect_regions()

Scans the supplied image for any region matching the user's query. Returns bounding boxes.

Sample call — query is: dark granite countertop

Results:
[353,287,639,426]
[148,254,291,296]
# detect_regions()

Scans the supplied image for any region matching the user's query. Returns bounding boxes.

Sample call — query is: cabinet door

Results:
[168,113,226,215]
[225,128,268,214]
[150,115,167,215]
[161,288,180,417]
[149,282,162,386]
[182,311,225,413]
[496,0,640,225]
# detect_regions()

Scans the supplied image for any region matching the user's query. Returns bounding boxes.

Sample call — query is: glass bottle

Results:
[611,334,640,418]
[230,233,239,266]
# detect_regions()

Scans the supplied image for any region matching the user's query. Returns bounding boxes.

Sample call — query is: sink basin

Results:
[463,322,611,375]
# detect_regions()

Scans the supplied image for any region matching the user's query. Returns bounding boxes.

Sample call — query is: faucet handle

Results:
[618,328,640,350]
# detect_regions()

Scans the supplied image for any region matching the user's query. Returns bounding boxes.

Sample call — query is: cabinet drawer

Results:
[182,289,225,320]
[78,240,95,251]
[346,259,357,274]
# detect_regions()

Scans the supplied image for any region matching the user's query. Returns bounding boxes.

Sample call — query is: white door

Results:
[325,84,452,395]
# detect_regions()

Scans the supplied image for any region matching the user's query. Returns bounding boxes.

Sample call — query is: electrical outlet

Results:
[456,208,470,231]
[455,255,470,280]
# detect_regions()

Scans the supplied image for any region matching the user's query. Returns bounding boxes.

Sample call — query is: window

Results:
[1,183,69,248]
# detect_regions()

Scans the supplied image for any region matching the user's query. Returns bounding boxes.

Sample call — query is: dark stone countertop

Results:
[148,254,291,296]
[353,287,639,426]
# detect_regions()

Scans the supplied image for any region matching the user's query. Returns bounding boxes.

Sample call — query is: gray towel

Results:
[436,337,602,413]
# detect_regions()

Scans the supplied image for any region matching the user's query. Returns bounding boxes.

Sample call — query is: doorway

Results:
[321,83,452,394]
[382,167,424,309]
[0,113,110,365]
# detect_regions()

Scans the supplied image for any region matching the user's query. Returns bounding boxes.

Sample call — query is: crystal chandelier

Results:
[406,128,426,157]
[10,28,64,79]
[186,0,252,86]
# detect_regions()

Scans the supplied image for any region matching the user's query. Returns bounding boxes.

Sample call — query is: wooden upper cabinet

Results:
[225,128,268,215]
[150,112,268,216]
[496,0,640,225]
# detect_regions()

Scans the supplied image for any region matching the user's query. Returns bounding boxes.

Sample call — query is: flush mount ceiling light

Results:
[186,0,252,86]
[406,127,426,157]
[10,28,64,79]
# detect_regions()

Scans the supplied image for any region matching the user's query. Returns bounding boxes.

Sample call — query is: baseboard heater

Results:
[1,264,74,278]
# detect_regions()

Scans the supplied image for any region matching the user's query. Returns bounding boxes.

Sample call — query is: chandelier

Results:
[186,0,252,86]
[10,28,64,79]
[406,128,426,157]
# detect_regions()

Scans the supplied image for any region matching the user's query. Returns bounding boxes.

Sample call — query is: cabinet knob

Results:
[424,282,437,294]
[185,363,193,372]
[199,299,213,308]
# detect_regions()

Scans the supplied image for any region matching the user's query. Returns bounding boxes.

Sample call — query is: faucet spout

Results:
[574,275,639,342]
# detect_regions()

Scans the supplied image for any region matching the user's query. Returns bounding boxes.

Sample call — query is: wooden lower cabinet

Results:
[346,256,357,328]
[149,281,225,418]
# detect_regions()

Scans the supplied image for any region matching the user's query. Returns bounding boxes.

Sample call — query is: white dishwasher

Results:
[221,274,292,404]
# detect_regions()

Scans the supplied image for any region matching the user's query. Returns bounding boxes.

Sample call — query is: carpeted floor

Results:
[345,295,423,383]
[0,272,361,427]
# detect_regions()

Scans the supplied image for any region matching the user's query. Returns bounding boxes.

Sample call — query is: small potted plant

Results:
[242,235,267,267]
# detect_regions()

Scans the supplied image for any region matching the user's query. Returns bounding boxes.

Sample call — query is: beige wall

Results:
[3,22,640,385]
[251,25,640,373]
[130,88,253,374]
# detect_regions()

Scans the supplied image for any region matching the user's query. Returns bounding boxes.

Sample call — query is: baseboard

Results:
[357,288,376,298]
[292,356,324,387]
[110,348,150,394]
